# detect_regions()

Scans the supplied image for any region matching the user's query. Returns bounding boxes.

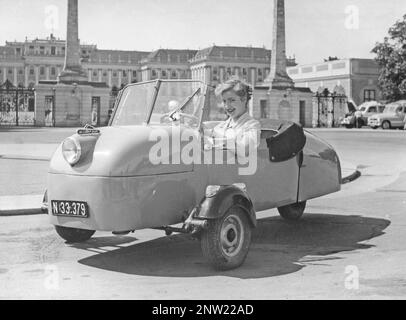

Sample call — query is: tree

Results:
[372,14,406,102]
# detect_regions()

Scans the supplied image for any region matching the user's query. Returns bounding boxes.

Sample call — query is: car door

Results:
[240,130,300,211]
[394,106,405,127]
[364,106,377,121]
[201,129,300,212]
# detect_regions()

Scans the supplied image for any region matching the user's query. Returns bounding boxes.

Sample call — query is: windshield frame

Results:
[110,79,207,129]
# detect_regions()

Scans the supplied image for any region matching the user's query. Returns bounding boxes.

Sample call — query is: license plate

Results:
[51,200,89,218]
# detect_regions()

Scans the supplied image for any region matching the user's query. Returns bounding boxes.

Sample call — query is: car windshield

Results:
[149,80,205,129]
[111,80,205,128]
[111,81,156,126]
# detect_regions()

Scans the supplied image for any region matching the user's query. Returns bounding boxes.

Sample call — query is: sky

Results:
[0,0,405,65]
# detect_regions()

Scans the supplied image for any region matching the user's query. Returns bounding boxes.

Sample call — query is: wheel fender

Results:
[197,185,257,228]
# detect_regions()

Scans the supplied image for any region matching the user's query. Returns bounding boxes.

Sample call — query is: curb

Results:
[0,195,45,217]
[341,170,362,184]
[0,208,44,216]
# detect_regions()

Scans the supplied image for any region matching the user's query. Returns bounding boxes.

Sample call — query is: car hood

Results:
[49,125,195,177]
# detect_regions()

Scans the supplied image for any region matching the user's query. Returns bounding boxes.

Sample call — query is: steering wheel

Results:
[160,112,199,126]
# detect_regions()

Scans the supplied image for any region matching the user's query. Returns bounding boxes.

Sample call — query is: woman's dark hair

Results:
[215,76,253,107]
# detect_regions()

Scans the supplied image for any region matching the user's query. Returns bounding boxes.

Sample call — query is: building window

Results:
[258,69,263,76]
[51,67,56,76]
[226,67,232,75]
[103,71,108,77]
[51,47,56,55]
[40,46,45,54]
[162,70,167,77]
[18,69,23,75]
[152,70,157,77]
[123,70,127,78]
[132,71,137,78]
[16,48,21,55]
[260,100,268,119]
[364,89,376,102]
[213,68,218,75]
[242,68,247,76]
[113,71,117,77]
[171,71,177,78]
[40,67,45,75]
[8,69,12,74]
[93,71,98,77]
[30,68,34,75]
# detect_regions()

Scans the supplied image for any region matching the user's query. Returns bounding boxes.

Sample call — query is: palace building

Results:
[0,33,381,127]
[0,35,298,90]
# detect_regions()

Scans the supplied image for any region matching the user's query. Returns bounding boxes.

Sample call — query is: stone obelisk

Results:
[58,0,87,82]
[36,0,110,127]
[265,0,294,88]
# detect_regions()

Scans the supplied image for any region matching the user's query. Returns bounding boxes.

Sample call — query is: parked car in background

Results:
[341,101,385,129]
[368,100,406,130]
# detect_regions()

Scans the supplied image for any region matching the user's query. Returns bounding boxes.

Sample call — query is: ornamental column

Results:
[264,0,294,88]
[58,0,87,82]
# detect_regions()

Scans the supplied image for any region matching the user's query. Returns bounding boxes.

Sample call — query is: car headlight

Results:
[62,137,82,165]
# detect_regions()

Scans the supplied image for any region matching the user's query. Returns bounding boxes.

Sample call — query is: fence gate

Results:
[313,86,347,128]
[0,80,35,126]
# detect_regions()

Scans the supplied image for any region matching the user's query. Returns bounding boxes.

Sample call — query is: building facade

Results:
[0,34,382,127]
[287,58,382,106]
[0,38,299,90]
[0,34,150,90]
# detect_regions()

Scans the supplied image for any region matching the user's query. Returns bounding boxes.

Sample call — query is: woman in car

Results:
[210,77,261,154]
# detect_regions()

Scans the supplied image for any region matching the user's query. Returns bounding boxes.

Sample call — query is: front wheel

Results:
[382,121,391,130]
[201,206,252,270]
[55,225,95,243]
[278,201,307,221]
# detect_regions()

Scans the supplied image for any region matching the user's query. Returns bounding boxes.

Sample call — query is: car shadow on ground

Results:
[77,213,390,279]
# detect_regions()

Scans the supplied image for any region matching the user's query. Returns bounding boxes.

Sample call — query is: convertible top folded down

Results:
[260,119,306,163]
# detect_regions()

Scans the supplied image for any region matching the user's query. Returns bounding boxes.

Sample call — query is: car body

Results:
[44,80,342,270]
[341,101,385,128]
[368,100,406,130]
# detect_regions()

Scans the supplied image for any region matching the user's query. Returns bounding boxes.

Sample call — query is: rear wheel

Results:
[278,201,307,221]
[201,206,252,270]
[382,121,391,130]
[55,225,95,243]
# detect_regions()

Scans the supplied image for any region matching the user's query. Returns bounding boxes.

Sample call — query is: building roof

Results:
[88,49,150,64]
[193,45,271,61]
[141,49,198,64]
[0,46,16,56]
